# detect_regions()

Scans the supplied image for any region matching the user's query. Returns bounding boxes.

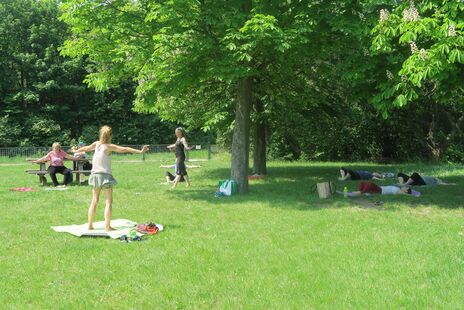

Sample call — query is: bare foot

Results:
[88,226,94,231]
[105,227,116,232]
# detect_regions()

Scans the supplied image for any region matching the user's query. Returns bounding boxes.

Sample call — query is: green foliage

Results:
[371,0,464,111]
[0,0,188,147]
[0,116,21,147]
[444,143,464,163]
[1,0,463,163]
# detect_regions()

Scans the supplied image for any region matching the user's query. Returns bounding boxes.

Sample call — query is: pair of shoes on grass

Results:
[120,234,143,242]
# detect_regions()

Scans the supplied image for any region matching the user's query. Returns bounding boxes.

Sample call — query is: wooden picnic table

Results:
[25,158,91,186]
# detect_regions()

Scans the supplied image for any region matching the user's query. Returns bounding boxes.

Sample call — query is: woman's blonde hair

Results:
[52,142,61,150]
[99,125,112,144]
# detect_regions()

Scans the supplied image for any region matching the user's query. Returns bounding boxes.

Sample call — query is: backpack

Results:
[218,179,238,196]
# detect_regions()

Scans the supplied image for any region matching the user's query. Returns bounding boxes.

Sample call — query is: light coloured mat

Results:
[45,187,69,191]
[52,219,141,239]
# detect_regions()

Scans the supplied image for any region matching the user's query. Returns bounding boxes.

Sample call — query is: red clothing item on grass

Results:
[358,181,381,194]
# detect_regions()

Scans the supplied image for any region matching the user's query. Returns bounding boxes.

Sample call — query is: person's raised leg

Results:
[166,171,175,183]
[103,187,115,231]
[88,187,101,230]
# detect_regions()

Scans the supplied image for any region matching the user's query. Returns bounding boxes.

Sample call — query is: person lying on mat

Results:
[397,172,455,186]
[32,142,77,187]
[159,163,200,183]
[338,167,385,181]
[71,125,149,232]
[348,181,420,196]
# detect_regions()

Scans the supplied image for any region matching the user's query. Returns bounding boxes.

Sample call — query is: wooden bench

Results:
[26,159,91,186]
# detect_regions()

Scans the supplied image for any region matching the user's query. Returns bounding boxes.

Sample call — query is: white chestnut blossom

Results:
[409,41,418,54]
[448,24,456,37]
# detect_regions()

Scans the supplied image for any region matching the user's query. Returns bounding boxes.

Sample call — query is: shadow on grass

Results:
[171,165,464,211]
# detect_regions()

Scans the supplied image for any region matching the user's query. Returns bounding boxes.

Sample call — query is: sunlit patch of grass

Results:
[1,155,463,308]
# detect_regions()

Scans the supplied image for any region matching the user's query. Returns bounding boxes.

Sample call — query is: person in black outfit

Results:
[167,127,193,189]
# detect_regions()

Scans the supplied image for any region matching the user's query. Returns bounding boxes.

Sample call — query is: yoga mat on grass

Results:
[52,219,142,239]
[44,187,69,191]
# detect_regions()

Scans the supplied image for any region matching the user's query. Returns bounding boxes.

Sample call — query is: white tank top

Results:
[381,186,401,195]
[92,143,112,174]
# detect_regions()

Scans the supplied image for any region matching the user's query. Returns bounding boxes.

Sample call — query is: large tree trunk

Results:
[231,0,253,194]
[253,98,267,175]
[231,77,252,194]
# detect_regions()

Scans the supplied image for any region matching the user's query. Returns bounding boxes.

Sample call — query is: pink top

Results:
[47,150,68,167]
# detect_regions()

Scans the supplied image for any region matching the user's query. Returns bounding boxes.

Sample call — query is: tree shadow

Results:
[173,164,464,211]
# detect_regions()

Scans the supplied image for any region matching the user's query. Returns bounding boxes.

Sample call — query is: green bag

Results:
[218,179,238,196]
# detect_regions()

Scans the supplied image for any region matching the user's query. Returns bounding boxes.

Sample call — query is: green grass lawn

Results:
[1,153,463,309]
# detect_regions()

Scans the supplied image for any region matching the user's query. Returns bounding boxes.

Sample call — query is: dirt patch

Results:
[350,198,384,210]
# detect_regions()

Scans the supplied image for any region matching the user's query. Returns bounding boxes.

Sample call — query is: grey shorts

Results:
[89,173,117,189]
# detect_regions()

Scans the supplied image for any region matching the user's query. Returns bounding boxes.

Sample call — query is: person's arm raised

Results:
[108,144,149,154]
[181,138,193,151]
[338,173,350,181]
[71,142,97,154]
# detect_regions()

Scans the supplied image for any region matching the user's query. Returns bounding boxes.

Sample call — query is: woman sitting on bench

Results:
[33,142,77,187]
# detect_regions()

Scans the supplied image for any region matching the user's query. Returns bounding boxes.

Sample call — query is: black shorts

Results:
[166,171,185,182]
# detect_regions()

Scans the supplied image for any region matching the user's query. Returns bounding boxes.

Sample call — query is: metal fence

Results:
[0,143,218,159]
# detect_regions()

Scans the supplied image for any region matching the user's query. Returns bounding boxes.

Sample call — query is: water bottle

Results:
[343,186,348,198]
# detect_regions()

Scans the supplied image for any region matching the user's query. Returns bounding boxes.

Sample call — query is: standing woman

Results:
[167,127,193,189]
[72,125,149,231]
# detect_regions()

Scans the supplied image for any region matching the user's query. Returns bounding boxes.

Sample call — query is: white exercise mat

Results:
[51,219,140,239]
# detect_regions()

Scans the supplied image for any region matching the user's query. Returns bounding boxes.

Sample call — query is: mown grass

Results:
[1,153,463,309]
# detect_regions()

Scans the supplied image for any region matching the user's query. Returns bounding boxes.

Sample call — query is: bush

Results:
[444,144,464,164]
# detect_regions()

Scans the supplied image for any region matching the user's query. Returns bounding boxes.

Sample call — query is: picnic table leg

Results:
[39,163,47,186]
[78,162,85,185]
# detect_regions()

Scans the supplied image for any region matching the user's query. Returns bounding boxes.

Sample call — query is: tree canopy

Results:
[1,0,463,192]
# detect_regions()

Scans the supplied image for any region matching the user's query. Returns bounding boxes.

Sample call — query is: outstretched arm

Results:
[398,178,414,186]
[71,142,97,154]
[31,155,49,164]
[109,144,149,154]
[181,138,193,151]
[160,164,175,168]
[64,153,80,161]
